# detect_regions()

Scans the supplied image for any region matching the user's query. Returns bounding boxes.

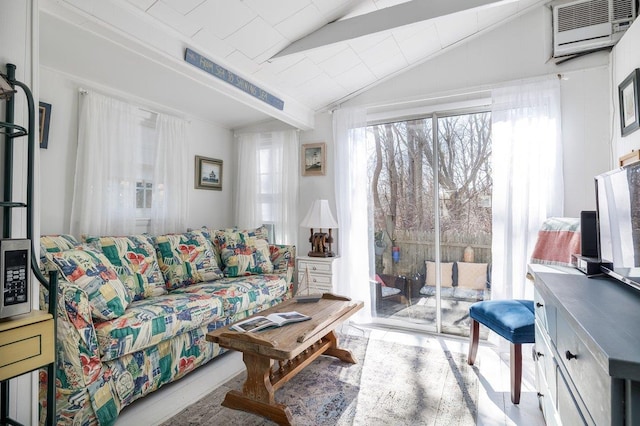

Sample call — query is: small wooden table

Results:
[206,293,363,425]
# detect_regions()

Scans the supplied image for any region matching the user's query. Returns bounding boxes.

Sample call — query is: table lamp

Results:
[300,199,338,257]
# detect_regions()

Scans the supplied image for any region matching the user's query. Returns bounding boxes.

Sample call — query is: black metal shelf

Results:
[0,202,26,208]
[0,122,27,138]
[1,63,56,426]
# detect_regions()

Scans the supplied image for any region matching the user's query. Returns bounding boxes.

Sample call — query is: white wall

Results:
[300,5,613,227]
[39,67,237,236]
[612,18,640,161]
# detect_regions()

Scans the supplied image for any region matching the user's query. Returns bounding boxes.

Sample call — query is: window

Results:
[135,111,157,220]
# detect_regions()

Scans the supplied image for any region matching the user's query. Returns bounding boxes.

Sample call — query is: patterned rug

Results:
[161,332,479,425]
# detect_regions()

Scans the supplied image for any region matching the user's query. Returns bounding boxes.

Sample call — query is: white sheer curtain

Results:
[71,92,139,236]
[150,113,189,234]
[333,107,373,323]
[235,130,299,245]
[491,78,563,302]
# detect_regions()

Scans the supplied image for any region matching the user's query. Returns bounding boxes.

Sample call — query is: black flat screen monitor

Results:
[595,161,640,290]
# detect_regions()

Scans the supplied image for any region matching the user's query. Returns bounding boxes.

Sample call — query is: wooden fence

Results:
[376,229,492,277]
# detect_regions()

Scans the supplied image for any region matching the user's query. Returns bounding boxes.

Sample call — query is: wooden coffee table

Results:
[206,293,363,425]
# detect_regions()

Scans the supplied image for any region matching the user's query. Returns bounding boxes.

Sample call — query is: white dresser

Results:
[296,256,339,295]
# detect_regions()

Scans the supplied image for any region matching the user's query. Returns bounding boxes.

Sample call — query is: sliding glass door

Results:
[367,110,492,337]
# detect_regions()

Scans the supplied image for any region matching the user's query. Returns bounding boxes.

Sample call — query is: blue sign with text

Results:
[184,48,284,111]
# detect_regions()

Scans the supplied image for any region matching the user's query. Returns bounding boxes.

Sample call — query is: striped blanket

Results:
[530,217,581,266]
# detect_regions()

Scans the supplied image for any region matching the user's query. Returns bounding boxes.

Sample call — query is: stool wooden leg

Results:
[468,319,480,365]
[510,343,522,404]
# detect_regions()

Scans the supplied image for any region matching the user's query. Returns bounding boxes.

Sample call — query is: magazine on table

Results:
[231,311,311,332]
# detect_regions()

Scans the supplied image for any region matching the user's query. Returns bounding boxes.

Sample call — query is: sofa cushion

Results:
[85,235,167,301]
[153,230,223,290]
[425,261,454,287]
[214,229,274,277]
[171,273,288,316]
[94,292,225,361]
[457,262,488,290]
[49,247,131,320]
[40,234,80,269]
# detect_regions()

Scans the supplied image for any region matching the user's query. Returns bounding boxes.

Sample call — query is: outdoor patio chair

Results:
[373,274,409,309]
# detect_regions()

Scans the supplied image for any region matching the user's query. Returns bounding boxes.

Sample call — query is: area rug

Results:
[161,332,479,425]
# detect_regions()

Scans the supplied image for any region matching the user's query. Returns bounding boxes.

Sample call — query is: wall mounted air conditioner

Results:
[552,0,636,57]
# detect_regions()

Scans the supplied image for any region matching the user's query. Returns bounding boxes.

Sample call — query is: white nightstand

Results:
[297,256,339,294]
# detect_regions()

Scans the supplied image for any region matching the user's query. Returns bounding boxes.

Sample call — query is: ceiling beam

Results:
[270,0,515,59]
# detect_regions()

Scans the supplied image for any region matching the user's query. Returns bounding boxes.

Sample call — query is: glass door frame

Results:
[369,105,491,336]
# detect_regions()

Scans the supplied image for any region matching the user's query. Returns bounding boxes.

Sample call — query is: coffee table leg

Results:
[221,352,294,426]
[323,330,358,364]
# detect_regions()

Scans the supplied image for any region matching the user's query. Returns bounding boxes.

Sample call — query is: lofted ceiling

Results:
[39,0,546,129]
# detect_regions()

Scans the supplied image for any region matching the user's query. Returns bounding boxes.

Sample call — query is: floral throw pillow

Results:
[40,234,80,270]
[216,230,274,277]
[49,246,131,321]
[154,230,223,290]
[85,235,167,301]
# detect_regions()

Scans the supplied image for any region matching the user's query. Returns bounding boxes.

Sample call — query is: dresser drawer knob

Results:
[565,350,578,361]
[536,351,544,358]
[537,392,544,398]
[535,302,543,308]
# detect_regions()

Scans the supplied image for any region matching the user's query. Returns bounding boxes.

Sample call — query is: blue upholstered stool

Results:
[467,299,535,404]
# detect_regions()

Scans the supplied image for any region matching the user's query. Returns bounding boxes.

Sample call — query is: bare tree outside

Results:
[367,112,493,278]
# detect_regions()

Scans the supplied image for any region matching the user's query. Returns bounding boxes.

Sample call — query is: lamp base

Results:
[308,232,335,258]
[307,250,335,258]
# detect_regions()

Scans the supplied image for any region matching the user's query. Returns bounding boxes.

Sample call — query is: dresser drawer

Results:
[534,289,556,342]
[298,260,332,275]
[556,314,610,425]
[557,367,588,426]
[535,324,557,402]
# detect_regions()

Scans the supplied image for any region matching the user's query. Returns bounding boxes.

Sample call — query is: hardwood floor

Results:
[116,324,545,425]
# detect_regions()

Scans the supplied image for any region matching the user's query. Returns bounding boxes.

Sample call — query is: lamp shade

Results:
[300,199,338,229]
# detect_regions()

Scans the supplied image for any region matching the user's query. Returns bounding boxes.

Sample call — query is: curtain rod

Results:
[77,87,190,123]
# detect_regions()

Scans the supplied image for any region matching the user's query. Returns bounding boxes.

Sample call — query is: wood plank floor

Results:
[116,324,545,425]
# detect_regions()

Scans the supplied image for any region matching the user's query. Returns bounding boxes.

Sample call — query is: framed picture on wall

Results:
[195,156,223,190]
[619,68,640,137]
[39,102,52,149]
[301,142,326,176]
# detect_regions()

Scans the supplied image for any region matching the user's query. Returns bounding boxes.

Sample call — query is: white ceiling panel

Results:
[275,5,323,41]
[317,47,361,78]
[147,1,201,37]
[357,36,403,68]
[243,0,311,26]
[187,0,256,40]
[225,17,287,59]
[160,0,204,16]
[191,28,235,58]
[42,0,543,127]
[276,58,324,87]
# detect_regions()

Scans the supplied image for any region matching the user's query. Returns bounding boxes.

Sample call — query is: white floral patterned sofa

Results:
[39,226,295,426]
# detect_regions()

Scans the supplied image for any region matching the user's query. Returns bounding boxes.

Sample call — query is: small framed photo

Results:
[39,101,52,149]
[619,69,640,137]
[195,156,223,190]
[301,142,326,176]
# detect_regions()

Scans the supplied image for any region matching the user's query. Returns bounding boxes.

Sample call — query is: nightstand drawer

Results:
[298,260,332,275]
[298,272,332,286]
[0,315,54,381]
